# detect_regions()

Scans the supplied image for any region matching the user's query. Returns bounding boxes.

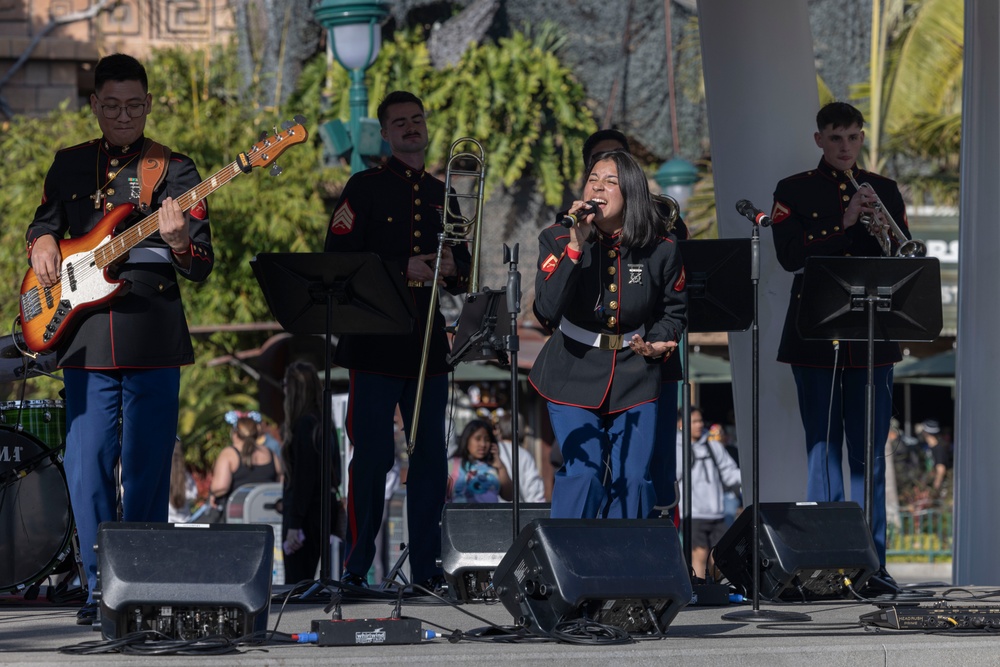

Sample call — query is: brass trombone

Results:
[408,137,487,453]
[846,170,926,257]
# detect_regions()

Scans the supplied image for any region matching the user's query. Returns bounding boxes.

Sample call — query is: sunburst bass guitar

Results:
[19,117,308,353]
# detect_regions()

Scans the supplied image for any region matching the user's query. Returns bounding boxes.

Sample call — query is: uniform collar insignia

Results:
[818,158,858,182]
[387,156,426,182]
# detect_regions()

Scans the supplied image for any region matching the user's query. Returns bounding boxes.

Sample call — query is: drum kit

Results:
[0,334,83,601]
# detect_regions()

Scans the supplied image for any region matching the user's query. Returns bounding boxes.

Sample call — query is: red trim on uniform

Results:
[344,370,360,567]
[771,201,791,224]
[565,246,582,261]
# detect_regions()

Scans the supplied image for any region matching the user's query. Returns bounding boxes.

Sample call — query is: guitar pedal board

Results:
[862,602,1000,630]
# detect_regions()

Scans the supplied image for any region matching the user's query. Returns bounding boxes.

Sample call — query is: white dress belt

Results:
[558,319,646,350]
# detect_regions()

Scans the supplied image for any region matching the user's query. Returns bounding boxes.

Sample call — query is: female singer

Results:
[530,149,687,519]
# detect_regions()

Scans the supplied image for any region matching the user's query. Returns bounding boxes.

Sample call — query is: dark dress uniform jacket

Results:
[26,136,214,369]
[530,224,687,413]
[324,156,470,378]
[771,158,907,368]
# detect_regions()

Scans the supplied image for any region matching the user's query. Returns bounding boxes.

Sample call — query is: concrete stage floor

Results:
[4,562,997,667]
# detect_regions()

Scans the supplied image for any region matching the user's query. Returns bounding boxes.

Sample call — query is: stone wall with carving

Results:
[1,0,233,117]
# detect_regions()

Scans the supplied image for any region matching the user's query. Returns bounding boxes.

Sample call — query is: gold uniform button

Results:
[608,300,618,310]
[608,250,616,259]
[415,214,422,221]
[406,170,412,177]
[106,202,114,211]
[387,217,393,222]
[839,183,847,191]
[606,316,616,327]
[834,226,840,232]
[107,188,115,196]
[413,184,420,192]
[812,212,819,218]
[415,198,421,206]
[821,230,827,236]
[607,266,616,276]
[414,230,422,238]
[807,234,814,240]
[842,194,850,202]
[158,283,165,292]
[108,171,117,180]
[413,246,421,253]
[111,159,119,167]
[609,283,618,293]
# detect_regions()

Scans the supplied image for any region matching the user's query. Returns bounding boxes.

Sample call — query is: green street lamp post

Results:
[654,157,699,219]
[313,0,391,173]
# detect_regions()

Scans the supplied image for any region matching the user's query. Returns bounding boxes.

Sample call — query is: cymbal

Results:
[0,335,58,383]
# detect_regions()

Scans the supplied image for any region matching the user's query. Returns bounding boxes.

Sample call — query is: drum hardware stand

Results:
[721,213,810,623]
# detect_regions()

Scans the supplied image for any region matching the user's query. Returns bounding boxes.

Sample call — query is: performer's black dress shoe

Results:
[76,601,98,626]
[339,572,369,589]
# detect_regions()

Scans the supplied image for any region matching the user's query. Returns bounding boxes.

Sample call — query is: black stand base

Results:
[721,607,812,623]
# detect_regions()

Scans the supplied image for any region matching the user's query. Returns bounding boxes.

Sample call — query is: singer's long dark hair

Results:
[586,149,663,249]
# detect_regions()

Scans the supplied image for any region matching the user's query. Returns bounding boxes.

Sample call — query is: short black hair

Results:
[583,129,630,168]
[377,91,424,128]
[816,102,864,131]
[94,53,148,93]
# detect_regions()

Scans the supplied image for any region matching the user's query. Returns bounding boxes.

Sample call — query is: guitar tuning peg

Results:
[294,114,306,125]
[272,126,279,137]
[270,164,283,177]
[258,131,268,141]
[281,120,294,131]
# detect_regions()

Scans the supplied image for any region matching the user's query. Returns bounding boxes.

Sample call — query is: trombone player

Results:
[324,91,470,593]
[769,101,910,596]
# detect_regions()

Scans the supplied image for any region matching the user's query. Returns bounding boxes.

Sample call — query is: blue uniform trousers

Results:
[651,380,679,508]
[63,368,179,600]
[791,364,893,563]
[344,372,447,584]
[548,401,658,519]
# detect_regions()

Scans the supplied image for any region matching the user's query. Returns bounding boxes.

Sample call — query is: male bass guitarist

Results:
[25,53,214,625]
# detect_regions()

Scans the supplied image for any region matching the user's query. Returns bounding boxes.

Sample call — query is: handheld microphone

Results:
[560,200,601,228]
[735,199,773,227]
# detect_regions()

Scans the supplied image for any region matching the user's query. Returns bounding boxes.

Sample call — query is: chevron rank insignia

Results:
[771,201,791,224]
[541,253,559,273]
[330,201,355,235]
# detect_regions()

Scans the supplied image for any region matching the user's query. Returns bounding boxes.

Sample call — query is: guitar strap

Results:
[138,139,171,213]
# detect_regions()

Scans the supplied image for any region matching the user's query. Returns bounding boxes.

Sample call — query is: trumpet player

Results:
[769,102,910,595]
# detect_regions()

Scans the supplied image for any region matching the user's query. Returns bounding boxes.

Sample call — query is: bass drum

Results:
[0,427,73,594]
[0,399,65,449]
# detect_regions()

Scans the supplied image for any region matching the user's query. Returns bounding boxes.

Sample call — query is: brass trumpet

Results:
[846,170,926,257]
[408,138,487,453]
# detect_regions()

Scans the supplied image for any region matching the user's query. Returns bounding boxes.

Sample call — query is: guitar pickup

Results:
[66,261,77,291]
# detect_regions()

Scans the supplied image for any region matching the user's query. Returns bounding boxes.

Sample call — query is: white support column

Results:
[697,1,819,501]
[954,0,1000,585]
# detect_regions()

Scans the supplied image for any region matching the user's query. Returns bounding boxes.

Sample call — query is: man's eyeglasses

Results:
[96,100,146,119]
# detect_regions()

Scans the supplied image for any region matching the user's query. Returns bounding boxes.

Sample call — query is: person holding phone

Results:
[447,419,513,503]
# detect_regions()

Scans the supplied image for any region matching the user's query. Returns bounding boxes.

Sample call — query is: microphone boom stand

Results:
[721,218,810,623]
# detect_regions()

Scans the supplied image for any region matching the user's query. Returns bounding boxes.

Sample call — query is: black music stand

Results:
[251,252,415,598]
[446,244,525,542]
[716,225,809,624]
[796,256,942,536]
[676,240,751,602]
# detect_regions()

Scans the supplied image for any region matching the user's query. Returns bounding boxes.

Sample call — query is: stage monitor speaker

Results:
[95,522,273,640]
[438,503,550,602]
[493,519,692,636]
[712,502,880,601]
